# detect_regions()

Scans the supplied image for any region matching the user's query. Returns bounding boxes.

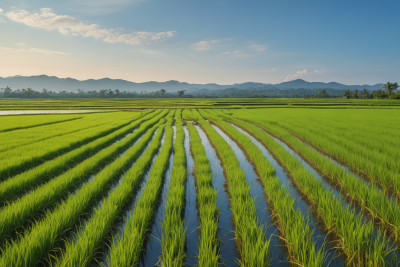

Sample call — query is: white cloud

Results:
[271,67,281,72]
[16,42,27,47]
[191,40,219,51]
[0,46,70,56]
[222,50,239,55]
[283,69,327,82]
[0,8,3,13]
[249,44,266,52]
[140,48,162,56]
[4,8,176,45]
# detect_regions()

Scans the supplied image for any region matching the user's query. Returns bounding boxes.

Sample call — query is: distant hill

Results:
[0,75,383,93]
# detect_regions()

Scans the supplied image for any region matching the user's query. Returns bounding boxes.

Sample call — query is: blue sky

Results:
[0,0,398,85]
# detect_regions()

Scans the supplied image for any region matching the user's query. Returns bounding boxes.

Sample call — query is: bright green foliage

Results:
[0,112,141,180]
[187,122,220,266]
[181,109,197,120]
[0,110,168,246]
[202,111,324,267]
[0,113,168,267]
[191,109,270,266]
[160,110,187,266]
[107,112,175,266]
[0,114,82,133]
[224,114,393,266]
[56,123,168,266]
[0,110,158,205]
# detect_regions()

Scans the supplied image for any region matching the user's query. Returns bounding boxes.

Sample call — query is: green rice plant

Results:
[160,109,187,267]
[224,115,393,266]
[0,110,160,205]
[0,112,143,180]
[0,116,169,267]
[0,110,169,246]
[107,116,174,267]
[181,109,197,120]
[187,122,220,266]
[0,112,136,153]
[0,114,82,133]
[201,111,325,267]
[55,120,171,267]
[191,109,270,266]
[248,118,400,244]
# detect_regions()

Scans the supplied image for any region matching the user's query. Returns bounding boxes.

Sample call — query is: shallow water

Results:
[193,124,238,267]
[141,125,176,266]
[0,110,105,116]
[211,124,288,266]
[99,129,166,266]
[231,124,344,266]
[182,125,200,265]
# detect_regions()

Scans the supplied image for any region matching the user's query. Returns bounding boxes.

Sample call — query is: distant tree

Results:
[42,88,48,94]
[352,89,359,99]
[160,89,166,95]
[361,88,369,99]
[343,89,351,98]
[382,82,399,97]
[177,90,186,96]
[4,86,12,96]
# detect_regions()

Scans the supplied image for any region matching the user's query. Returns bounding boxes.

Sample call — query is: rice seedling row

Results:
[181,124,200,266]
[0,110,160,205]
[0,110,168,247]
[106,114,174,267]
[0,115,83,133]
[222,115,393,266]
[0,113,169,266]
[203,113,325,266]
[186,122,220,266]
[55,120,169,267]
[0,112,147,180]
[192,124,238,267]
[160,110,188,267]
[191,109,270,266]
[250,119,400,245]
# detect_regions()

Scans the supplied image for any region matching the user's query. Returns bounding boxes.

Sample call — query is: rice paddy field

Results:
[1,104,400,266]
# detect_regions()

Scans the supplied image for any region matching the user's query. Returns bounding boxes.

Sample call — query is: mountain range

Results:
[0,75,384,93]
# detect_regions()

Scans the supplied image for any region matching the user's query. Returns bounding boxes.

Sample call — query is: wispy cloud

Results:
[3,8,176,45]
[249,44,266,52]
[16,42,27,47]
[140,48,162,56]
[0,46,70,56]
[283,69,327,82]
[191,40,219,51]
[222,50,239,55]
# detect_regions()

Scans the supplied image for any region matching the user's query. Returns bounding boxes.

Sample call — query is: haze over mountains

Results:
[0,75,384,93]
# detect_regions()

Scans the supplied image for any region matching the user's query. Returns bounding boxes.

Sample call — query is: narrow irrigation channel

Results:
[253,124,400,263]
[230,124,344,267]
[98,129,166,266]
[141,125,177,266]
[211,124,288,266]
[182,125,200,265]
[193,124,238,267]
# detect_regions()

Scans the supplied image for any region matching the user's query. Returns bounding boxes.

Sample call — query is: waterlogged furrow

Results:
[0,116,168,267]
[107,119,174,266]
[141,124,176,266]
[160,110,187,267]
[192,109,270,266]
[0,112,144,180]
[258,120,400,246]
[187,123,219,266]
[193,124,238,267]
[56,124,167,267]
[182,125,200,265]
[228,117,393,266]
[205,114,325,266]
[0,110,168,246]
[0,110,159,205]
